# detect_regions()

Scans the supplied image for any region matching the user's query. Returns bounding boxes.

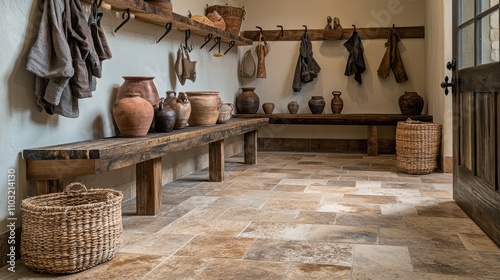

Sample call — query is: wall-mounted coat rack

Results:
[242,26,425,41]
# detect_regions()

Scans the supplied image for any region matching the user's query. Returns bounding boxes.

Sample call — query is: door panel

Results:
[474,91,495,186]
[459,91,473,171]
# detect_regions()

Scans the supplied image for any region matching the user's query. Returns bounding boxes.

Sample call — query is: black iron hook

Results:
[256,26,263,34]
[276,25,284,38]
[156,22,172,44]
[209,37,221,52]
[303,25,308,33]
[114,9,131,33]
[352,24,357,32]
[200,33,213,49]
[93,0,103,7]
[184,29,193,52]
[224,41,235,55]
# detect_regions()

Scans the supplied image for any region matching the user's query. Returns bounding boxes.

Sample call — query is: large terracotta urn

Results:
[185,91,222,126]
[113,93,154,137]
[116,76,160,108]
[236,87,260,114]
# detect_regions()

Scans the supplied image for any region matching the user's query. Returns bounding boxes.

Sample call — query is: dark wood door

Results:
[449,0,500,245]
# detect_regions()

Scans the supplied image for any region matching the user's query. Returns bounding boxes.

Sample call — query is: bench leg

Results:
[367,126,378,156]
[136,157,162,215]
[35,180,60,195]
[244,130,257,165]
[209,140,225,182]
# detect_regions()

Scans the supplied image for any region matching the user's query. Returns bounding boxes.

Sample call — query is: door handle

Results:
[446,58,456,71]
[441,76,456,95]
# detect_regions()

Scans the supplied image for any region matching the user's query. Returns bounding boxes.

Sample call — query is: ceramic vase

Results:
[168,92,191,129]
[331,91,344,114]
[288,101,299,114]
[308,96,325,114]
[217,103,234,124]
[236,87,260,114]
[116,76,160,108]
[185,91,222,126]
[398,91,424,115]
[154,98,177,133]
[262,103,275,114]
[113,93,154,137]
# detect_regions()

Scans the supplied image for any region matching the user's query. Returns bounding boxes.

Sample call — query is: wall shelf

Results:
[82,0,252,46]
[242,26,425,41]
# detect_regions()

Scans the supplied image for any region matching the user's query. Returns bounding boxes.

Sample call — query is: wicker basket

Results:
[396,119,442,175]
[20,183,123,274]
[206,4,245,35]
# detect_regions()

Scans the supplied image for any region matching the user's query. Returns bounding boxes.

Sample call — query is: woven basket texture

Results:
[20,183,123,274]
[396,119,442,175]
[206,4,245,34]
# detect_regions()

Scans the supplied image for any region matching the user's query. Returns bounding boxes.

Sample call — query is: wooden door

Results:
[447,0,500,245]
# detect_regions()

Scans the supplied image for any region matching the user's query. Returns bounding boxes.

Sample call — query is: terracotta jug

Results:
[169,92,191,129]
[331,91,344,114]
[113,93,154,137]
[288,101,299,114]
[116,76,160,108]
[236,87,260,114]
[217,103,234,124]
[308,96,325,114]
[398,91,424,115]
[154,98,177,133]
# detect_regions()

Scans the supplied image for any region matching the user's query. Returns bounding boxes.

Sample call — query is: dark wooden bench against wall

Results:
[233,114,433,156]
[23,118,269,215]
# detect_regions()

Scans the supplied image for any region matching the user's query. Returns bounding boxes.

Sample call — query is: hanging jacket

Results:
[293,32,321,92]
[343,30,366,85]
[377,28,408,83]
[88,0,113,90]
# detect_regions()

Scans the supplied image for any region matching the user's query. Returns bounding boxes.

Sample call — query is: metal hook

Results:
[303,25,308,33]
[352,24,356,32]
[209,37,221,52]
[200,34,213,49]
[188,10,192,18]
[184,29,193,52]
[114,9,131,33]
[156,22,172,44]
[224,41,235,55]
[93,0,103,7]
[256,26,263,34]
[276,25,284,38]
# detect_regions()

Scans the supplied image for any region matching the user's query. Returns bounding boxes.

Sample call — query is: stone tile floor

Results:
[2,152,500,279]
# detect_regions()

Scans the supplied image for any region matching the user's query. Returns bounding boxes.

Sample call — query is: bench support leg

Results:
[367,126,378,156]
[136,157,162,215]
[244,130,258,165]
[35,180,60,195]
[209,140,225,182]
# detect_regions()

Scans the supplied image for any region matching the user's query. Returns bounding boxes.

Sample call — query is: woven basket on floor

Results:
[396,119,442,175]
[20,182,123,274]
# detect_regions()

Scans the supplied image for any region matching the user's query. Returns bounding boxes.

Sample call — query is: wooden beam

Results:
[26,160,97,180]
[367,126,378,156]
[244,131,258,165]
[136,157,162,215]
[209,140,224,182]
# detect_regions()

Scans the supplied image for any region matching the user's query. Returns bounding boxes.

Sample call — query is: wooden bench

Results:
[23,118,269,215]
[233,114,433,156]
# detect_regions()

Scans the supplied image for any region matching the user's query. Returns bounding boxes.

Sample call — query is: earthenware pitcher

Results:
[331,91,344,114]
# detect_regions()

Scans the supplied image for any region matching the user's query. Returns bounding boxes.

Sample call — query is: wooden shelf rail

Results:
[242,26,425,41]
[81,0,252,46]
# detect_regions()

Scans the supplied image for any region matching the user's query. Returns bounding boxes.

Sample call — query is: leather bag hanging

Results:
[255,33,270,78]
[240,49,256,78]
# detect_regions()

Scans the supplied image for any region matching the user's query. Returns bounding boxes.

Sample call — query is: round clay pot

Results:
[217,103,234,124]
[236,87,260,114]
[154,98,177,133]
[144,0,172,11]
[331,91,344,114]
[164,90,177,105]
[168,92,191,129]
[262,102,275,114]
[288,101,299,114]
[308,96,325,114]
[185,92,222,126]
[399,91,424,115]
[116,76,160,108]
[113,93,154,137]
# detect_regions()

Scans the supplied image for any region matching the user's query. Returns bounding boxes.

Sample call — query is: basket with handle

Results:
[206,4,245,35]
[20,182,123,274]
[396,119,442,174]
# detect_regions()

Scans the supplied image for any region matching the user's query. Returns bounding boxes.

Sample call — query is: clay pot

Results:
[236,87,260,114]
[399,91,424,115]
[331,91,344,114]
[288,101,299,114]
[185,92,222,126]
[154,98,177,133]
[164,90,177,105]
[144,0,172,11]
[262,103,275,114]
[308,96,325,114]
[217,103,234,124]
[168,92,191,129]
[113,93,154,137]
[116,76,160,108]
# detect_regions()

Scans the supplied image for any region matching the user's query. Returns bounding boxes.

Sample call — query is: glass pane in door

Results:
[459,23,476,68]
[480,0,499,13]
[461,0,475,23]
[480,10,499,64]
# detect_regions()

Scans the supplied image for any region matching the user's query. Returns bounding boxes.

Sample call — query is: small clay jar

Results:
[236,87,260,114]
[169,92,191,129]
[288,101,299,114]
[113,93,154,137]
[308,96,325,114]
[154,98,177,133]
[398,91,424,115]
[164,90,177,105]
[217,103,234,124]
[262,103,275,114]
[331,91,344,114]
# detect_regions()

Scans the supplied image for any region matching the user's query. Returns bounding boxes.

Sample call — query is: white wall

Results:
[239,0,427,139]
[0,0,243,230]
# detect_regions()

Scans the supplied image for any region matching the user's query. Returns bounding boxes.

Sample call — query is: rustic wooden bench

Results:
[23,118,269,215]
[233,114,433,156]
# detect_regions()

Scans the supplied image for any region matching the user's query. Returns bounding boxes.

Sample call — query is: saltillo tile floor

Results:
[3,152,500,279]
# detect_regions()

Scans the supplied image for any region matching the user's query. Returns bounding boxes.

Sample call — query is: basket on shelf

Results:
[20,182,123,274]
[206,4,245,35]
[396,119,442,175]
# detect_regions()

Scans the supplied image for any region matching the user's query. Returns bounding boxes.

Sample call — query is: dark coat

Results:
[343,30,366,85]
[293,33,321,92]
[377,28,408,83]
